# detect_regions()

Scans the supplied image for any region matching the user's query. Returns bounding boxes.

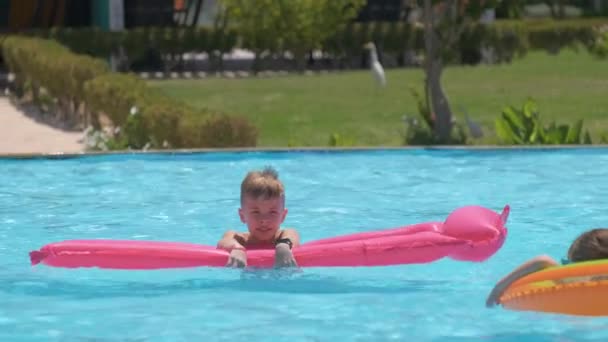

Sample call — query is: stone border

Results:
[0,68,352,90]
[2,145,608,160]
[3,70,351,83]
[137,69,344,80]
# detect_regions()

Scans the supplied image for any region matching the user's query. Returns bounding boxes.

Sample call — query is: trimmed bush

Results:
[83,73,149,127]
[196,113,258,148]
[82,72,257,149]
[2,36,109,127]
[589,25,608,59]
[2,35,258,149]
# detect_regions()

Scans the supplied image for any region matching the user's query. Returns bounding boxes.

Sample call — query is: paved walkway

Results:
[0,97,84,155]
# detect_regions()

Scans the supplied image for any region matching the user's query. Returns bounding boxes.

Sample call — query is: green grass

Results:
[150,50,608,147]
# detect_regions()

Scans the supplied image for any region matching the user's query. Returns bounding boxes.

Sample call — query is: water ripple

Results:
[3,149,608,341]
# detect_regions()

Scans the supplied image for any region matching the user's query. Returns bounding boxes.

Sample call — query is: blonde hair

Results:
[240,166,285,204]
[567,228,608,262]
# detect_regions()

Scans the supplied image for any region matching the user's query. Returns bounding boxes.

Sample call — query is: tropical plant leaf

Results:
[557,124,569,143]
[501,105,526,138]
[529,120,545,144]
[522,98,538,119]
[495,117,523,144]
[584,130,593,144]
[565,119,583,144]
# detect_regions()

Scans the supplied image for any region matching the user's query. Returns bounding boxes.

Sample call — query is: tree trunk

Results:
[544,0,565,19]
[544,1,554,17]
[294,49,307,73]
[191,0,204,27]
[593,0,602,13]
[558,0,566,18]
[427,58,453,142]
[31,82,40,105]
[58,97,70,126]
[252,50,261,75]
[423,0,453,143]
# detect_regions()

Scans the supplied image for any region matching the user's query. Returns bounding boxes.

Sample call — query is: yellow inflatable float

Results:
[499,259,608,316]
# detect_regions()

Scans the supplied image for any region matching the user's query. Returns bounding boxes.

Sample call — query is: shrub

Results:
[196,113,258,148]
[328,133,356,147]
[588,25,608,59]
[494,98,592,145]
[2,35,258,149]
[82,74,258,149]
[402,87,468,145]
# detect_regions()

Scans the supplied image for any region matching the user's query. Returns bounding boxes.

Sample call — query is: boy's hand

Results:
[485,283,507,307]
[226,249,247,268]
[274,243,298,268]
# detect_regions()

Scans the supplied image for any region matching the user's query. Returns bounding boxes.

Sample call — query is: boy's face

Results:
[239,195,287,242]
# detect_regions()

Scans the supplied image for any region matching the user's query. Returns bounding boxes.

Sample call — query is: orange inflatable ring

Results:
[499,259,608,316]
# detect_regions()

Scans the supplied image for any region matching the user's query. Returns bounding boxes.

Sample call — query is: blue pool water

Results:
[2,148,608,341]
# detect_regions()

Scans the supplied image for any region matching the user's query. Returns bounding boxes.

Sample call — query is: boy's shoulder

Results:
[223,230,249,245]
[279,228,299,235]
[277,228,300,242]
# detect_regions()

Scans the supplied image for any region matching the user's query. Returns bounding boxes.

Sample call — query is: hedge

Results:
[14,18,608,72]
[1,36,257,149]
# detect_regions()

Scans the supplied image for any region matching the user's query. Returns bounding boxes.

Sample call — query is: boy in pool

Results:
[485,228,608,307]
[217,166,301,268]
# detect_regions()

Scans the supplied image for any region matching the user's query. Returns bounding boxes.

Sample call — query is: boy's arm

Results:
[218,230,248,268]
[274,228,301,268]
[217,230,246,250]
[278,228,301,248]
[485,255,559,307]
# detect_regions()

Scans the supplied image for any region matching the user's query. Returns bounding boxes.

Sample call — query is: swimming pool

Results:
[2,148,608,341]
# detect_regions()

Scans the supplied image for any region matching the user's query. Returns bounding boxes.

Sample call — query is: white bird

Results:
[363,42,386,88]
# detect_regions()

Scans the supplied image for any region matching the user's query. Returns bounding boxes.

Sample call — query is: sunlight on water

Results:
[2,149,608,341]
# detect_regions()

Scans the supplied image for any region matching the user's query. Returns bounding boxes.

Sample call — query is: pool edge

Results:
[2,144,608,160]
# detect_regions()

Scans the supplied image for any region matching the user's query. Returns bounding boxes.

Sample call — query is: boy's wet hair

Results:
[241,166,285,204]
[567,228,608,262]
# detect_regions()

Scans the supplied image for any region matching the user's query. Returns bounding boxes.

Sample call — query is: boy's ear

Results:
[238,208,246,223]
[281,208,288,222]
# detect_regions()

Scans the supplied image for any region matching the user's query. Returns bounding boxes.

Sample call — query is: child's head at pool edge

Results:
[566,228,608,263]
[238,166,287,242]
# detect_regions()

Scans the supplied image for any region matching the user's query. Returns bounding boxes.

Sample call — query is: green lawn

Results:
[150,50,608,146]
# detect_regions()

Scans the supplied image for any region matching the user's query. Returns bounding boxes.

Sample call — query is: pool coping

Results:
[2,144,608,159]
